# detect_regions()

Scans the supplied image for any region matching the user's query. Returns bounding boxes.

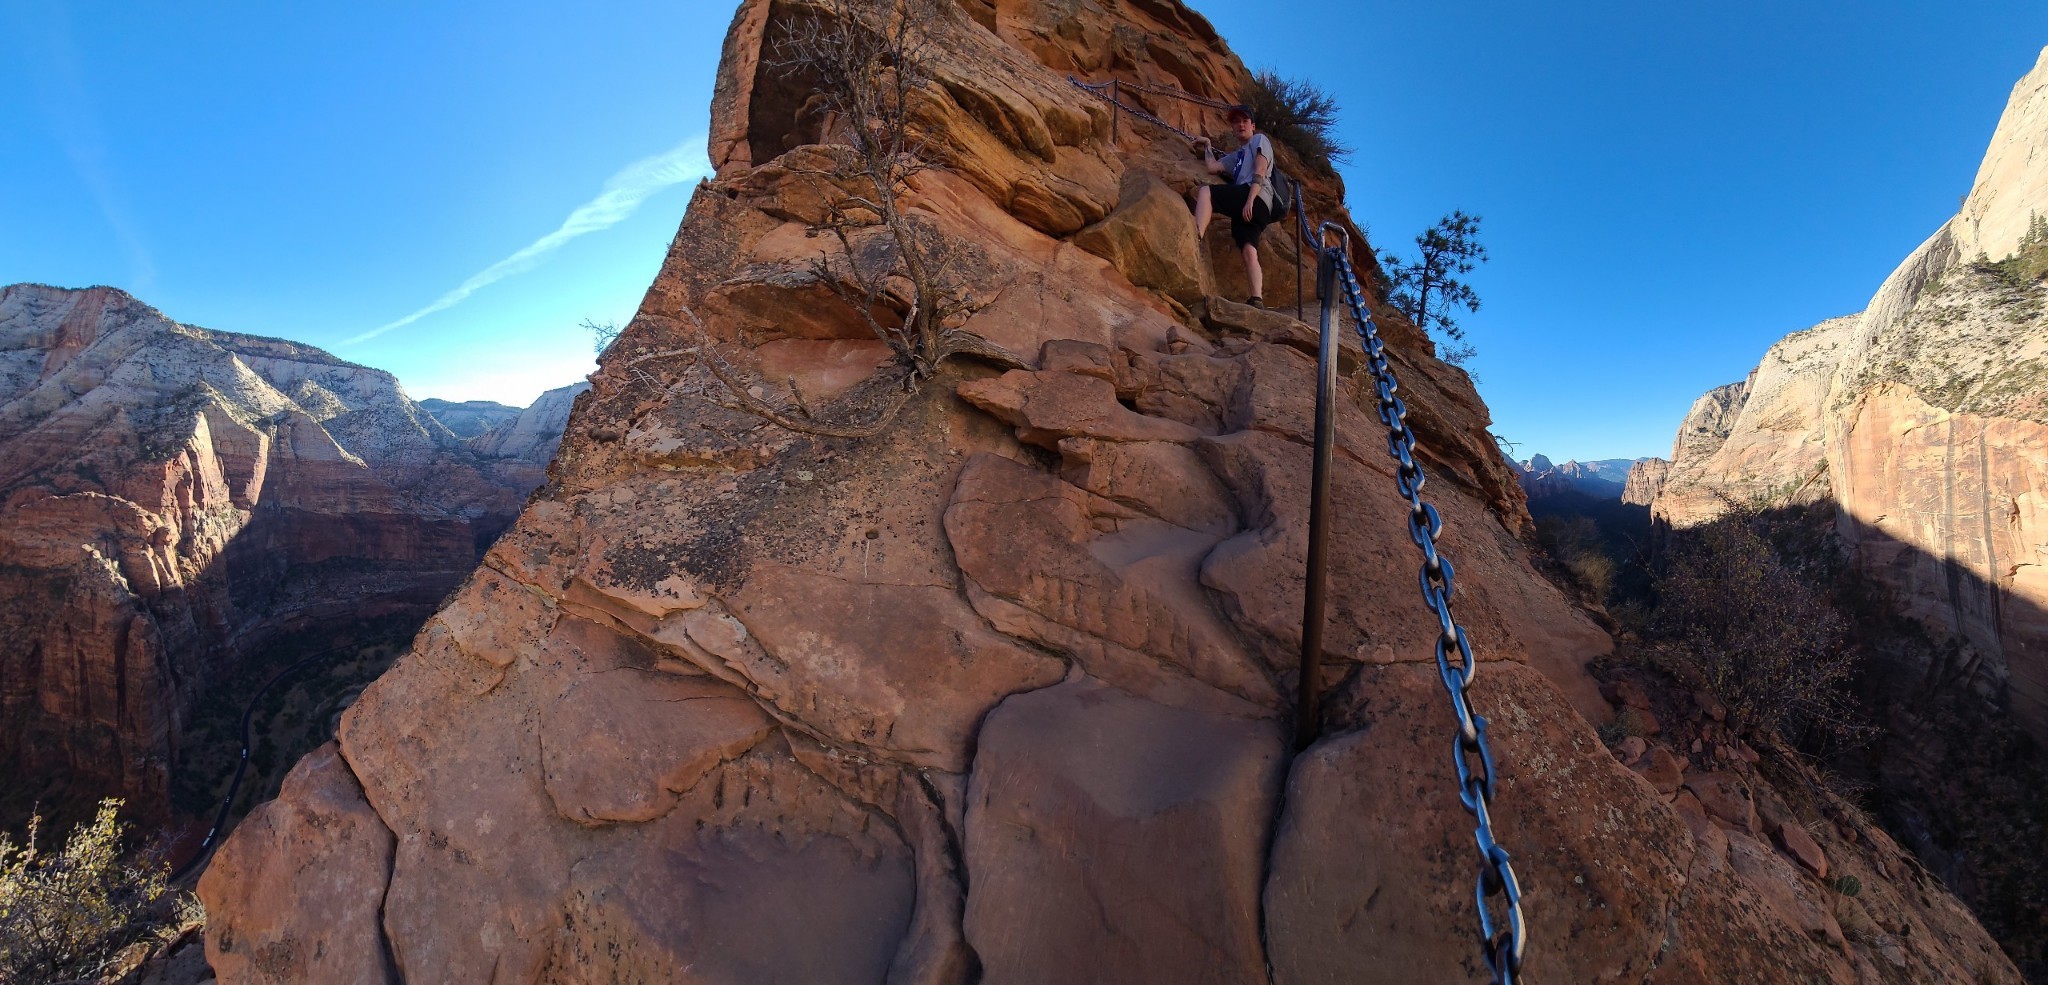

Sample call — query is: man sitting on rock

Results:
[1191,105,1278,308]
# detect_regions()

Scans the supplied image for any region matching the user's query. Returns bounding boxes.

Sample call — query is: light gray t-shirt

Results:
[1222,133,1274,204]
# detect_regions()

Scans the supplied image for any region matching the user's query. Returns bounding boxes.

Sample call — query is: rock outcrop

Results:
[1623,456,1670,506]
[0,284,552,816]
[1650,47,2048,742]
[199,3,2023,983]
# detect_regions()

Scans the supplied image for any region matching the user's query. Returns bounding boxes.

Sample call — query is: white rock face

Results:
[1653,315,1858,522]
[471,381,591,463]
[1955,46,2048,267]
[1650,47,2048,740]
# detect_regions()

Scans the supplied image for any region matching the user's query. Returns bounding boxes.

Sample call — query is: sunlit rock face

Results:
[1622,456,1669,506]
[0,284,558,814]
[1651,47,2048,741]
[199,4,2021,983]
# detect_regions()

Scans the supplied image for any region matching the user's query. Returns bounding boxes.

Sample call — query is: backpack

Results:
[1266,166,1295,220]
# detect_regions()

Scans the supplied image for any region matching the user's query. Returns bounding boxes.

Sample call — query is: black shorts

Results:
[1212,182,1274,248]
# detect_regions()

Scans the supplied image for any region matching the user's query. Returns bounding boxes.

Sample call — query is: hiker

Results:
[1190,105,1277,307]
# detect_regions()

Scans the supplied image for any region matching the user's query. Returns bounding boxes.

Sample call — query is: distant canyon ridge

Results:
[1514,454,1644,500]
[0,283,585,819]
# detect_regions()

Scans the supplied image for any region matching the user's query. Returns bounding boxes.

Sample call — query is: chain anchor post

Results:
[1296,244,1343,751]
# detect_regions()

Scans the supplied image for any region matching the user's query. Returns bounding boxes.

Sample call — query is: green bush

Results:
[0,799,189,982]
[1243,69,1347,174]
[1974,212,2048,288]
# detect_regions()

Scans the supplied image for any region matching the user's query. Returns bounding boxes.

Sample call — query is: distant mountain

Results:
[468,382,590,464]
[1514,454,1647,500]
[0,283,569,820]
[419,398,522,439]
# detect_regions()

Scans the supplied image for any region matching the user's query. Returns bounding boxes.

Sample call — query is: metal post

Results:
[1110,79,1120,144]
[1297,245,1341,751]
[1294,211,1304,321]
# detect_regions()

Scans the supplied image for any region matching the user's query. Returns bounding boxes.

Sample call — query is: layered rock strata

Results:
[0,284,558,814]
[1650,47,2048,741]
[201,2,2023,982]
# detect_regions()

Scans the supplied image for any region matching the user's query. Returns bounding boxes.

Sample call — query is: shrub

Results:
[1643,507,1864,743]
[1243,69,1348,174]
[1974,211,2048,288]
[0,799,188,982]
[1536,514,1615,602]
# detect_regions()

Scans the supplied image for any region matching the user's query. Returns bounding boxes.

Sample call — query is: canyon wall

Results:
[0,284,570,816]
[1651,47,2048,740]
[198,2,2023,982]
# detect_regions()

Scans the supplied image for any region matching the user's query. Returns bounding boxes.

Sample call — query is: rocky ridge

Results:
[1516,455,1637,500]
[418,398,522,439]
[198,2,2023,983]
[1647,47,2048,742]
[0,284,566,817]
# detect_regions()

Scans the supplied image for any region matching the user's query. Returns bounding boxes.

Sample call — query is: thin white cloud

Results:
[347,135,710,345]
[22,4,157,290]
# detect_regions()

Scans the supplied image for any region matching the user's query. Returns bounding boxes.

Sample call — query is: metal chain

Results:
[1072,75,1328,238]
[1069,76,1209,141]
[1070,71,1529,979]
[1323,242,1528,984]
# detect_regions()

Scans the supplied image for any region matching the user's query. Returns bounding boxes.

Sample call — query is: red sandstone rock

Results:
[1619,734,1649,764]
[1775,818,1832,880]
[1636,744,1685,796]
[962,676,1282,984]
[1688,771,1761,834]
[192,2,2027,983]
[197,743,395,985]
[1072,172,1212,306]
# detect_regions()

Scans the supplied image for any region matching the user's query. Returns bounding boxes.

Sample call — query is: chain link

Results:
[1325,247,1528,984]
[1069,76,1219,142]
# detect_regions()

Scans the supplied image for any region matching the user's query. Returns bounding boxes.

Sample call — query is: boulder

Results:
[1073,172,1210,305]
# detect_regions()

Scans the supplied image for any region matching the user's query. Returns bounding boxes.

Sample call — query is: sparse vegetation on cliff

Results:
[650,0,1026,440]
[1976,212,2048,288]
[1638,502,1867,744]
[1243,69,1347,174]
[0,800,195,983]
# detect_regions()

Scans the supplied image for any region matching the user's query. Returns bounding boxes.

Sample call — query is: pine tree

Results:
[1379,211,1488,360]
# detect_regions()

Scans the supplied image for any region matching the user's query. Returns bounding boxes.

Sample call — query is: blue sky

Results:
[4,3,2045,461]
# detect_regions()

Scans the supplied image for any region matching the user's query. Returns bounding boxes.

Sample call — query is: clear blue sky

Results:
[4,3,2045,460]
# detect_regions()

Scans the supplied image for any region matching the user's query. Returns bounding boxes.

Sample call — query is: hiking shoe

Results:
[1247,296,1264,308]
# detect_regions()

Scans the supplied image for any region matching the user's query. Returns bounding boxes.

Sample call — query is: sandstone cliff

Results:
[1623,457,1670,506]
[199,3,2023,983]
[1651,47,2048,742]
[0,284,549,818]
